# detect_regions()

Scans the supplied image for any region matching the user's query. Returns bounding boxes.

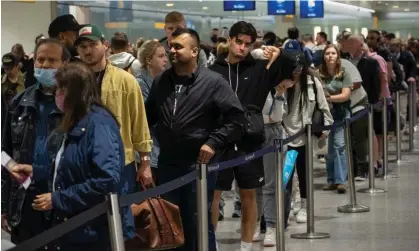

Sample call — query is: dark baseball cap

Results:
[74,24,105,45]
[2,53,18,70]
[48,14,81,38]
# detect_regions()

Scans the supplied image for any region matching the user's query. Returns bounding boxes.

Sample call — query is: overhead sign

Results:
[300,0,324,18]
[223,1,256,11]
[267,0,295,15]
[109,0,133,22]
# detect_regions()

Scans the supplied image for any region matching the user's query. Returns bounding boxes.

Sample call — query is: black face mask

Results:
[210,35,218,44]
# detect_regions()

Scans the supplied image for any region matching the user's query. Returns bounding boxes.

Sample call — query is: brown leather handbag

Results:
[125,182,184,251]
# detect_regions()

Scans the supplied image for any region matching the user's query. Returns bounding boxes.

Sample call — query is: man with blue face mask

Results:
[1,39,70,245]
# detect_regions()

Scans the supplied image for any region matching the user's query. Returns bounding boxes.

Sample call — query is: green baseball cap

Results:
[75,24,105,45]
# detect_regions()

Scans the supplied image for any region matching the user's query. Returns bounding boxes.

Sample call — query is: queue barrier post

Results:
[408,82,415,150]
[196,163,209,251]
[291,124,330,239]
[413,81,418,130]
[107,193,126,251]
[396,91,402,162]
[358,105,387,194]
[274,139,285,251]
[337,119,370,213]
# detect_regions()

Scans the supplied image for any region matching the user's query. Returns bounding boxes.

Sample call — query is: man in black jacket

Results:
[25,14,81,89]
[209,21,293,251]
[145,28,244,251]
[2,39,70,245]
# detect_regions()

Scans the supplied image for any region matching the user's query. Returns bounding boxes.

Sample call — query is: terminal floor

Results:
[217,132,419,251]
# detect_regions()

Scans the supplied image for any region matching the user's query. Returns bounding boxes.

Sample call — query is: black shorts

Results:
[373,108,391,135]
[215,146,265,191]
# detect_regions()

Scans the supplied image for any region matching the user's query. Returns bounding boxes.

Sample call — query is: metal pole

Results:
[396,91,402,162]
[196,163,208,251]
[338,119,370,213]
[358,105,386,194]
[274,139,285,251]
[409,83,414,150]
[382,98,389,178]
[413,81,417,129]
[291,124,330,239]
[107,193,126,251]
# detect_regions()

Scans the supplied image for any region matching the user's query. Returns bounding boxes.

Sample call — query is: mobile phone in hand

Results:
[1,151,31,189]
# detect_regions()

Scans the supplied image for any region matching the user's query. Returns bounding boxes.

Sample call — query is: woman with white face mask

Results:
[11,62,131,251]
[319,44,353,194]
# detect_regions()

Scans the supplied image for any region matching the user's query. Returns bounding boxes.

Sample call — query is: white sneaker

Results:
[263,227,276,247]
[252,224,261,242]
[292,199,301,215]
[296,208,307,223]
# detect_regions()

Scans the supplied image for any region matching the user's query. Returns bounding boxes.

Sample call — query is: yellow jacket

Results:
[101,62,152,165]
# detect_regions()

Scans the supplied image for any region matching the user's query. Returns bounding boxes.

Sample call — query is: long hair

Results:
[55,62,118,132]
[285,52,310,113]
[319,44,344,79]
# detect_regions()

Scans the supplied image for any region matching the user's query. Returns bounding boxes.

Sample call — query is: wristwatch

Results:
[140,156,151,162]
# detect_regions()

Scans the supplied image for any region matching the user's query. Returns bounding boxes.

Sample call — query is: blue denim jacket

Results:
[33,105,134,248]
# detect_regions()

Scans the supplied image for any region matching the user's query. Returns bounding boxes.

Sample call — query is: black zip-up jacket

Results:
[145,66,245,166]
[209,54,294,112]
[1,85,62,227]
[209,53,294,149]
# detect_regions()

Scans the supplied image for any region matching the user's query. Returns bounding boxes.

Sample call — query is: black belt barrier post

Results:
[107,193,126,251]
[274,139,285,251]
[413,81,418,129]
[383,97,399,178]
[338,119,370,213]
[196,163,209,251]
[396,91,402,162]
[291,124,330,239]
[358,105,387,194]
[408,82,415,150]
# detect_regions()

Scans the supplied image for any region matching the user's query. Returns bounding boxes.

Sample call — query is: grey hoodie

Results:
[108,52,142,76]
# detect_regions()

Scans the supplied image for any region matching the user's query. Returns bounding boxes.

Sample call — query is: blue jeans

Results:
[326,120,347,184]
[155,164,217,251]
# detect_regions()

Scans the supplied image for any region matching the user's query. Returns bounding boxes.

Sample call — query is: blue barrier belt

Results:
[119,170,197,207]
[208,146,276,173]
[9,202,108,251]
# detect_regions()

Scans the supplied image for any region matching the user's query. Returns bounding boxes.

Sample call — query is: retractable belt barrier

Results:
[9,99,388,251]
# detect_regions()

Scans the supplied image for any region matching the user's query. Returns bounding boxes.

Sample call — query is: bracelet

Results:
[140,156,151,162]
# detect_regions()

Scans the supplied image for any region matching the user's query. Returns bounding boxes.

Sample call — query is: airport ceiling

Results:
[132,1,419,17]
[335,1,419,12]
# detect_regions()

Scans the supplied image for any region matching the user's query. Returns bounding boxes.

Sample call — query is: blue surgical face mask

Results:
[34,68,57,87]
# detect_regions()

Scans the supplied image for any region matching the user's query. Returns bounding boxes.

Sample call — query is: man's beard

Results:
[210,35,218,44]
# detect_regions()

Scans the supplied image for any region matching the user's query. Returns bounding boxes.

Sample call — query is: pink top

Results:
[370,52,391,99]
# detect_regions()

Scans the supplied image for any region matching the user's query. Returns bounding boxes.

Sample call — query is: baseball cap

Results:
[2,53,18,70]
[74,25,105,46]
[336,30,352,42]
[48,14,81,38]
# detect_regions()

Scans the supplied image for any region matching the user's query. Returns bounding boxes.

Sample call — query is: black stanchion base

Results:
[290,232,330,239]
[357,188,387,194]
[337,204,370,213]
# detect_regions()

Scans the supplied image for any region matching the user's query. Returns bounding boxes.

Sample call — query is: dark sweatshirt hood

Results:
[213,53,256,67]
